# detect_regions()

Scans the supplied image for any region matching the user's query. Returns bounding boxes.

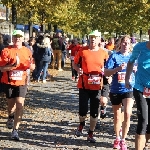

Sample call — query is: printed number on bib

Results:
[88,75,101,85]
[9,70,23,80]
[118,72,132,83]
[143,87,150,98]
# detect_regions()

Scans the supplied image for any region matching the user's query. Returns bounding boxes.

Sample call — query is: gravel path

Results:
[0,66,137,150]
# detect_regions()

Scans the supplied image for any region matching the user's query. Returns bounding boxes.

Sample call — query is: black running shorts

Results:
[5,84,27,99]
[109,92,133,105]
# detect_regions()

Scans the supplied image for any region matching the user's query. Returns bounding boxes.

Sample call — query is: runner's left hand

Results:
[125,79,132,89]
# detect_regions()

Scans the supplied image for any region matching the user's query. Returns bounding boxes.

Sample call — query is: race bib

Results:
[118,72,132,83]
[88,75,101,84]
[9,70,23,80]
[143,87,150,98]
[118,72,126,83]
[70,56,74,60]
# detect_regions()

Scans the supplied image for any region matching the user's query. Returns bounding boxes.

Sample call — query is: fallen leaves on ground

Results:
[0,93,7,118]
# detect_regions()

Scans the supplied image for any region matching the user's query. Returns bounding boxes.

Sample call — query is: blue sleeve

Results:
[105,54,115,69]
[129,43,141,63]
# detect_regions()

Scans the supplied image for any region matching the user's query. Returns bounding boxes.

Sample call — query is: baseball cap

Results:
[89,30,101,37]
[12,30,24,37]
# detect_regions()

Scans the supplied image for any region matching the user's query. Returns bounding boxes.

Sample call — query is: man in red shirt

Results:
[73,30,109,143]
[67,38,81,81]
[0,30,35,140]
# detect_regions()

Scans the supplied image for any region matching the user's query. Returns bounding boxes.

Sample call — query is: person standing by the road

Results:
[125,29,150,150]
[1,30,35,140]
[104,35,135,149]
[73,30,108,143]
[51,32,63,71]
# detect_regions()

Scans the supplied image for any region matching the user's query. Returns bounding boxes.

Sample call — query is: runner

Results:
[0,30,34,140]
[105,37,115,51]
[67,39,81,81]
[125,29,150,150]
[104,35,135,149]
[96,39,112,129]
[73,30,108,143]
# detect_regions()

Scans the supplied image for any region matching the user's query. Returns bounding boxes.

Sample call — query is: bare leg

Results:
[122,98,134,139]
[112,104,122,137]
[135,134,146,150]
[7,98,16,116]
[13,97,25,130]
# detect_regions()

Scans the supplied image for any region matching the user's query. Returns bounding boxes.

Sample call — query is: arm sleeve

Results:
[129,43,141,63]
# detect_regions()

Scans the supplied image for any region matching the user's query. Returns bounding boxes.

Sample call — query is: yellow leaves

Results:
[1,0,150,34]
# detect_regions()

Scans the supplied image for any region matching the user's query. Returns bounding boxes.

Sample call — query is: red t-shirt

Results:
[74,47,108,90]
[0,46,33,86]
[68,44,81,56]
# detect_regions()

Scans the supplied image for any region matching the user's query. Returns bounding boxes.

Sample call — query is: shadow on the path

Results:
[25,86,79,113]
[0,125,114,149]
[0,148,23,150]
[0,67,138,149]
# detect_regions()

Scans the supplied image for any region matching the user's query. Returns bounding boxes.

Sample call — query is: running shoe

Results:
[120,140,127,150]
[87,132,96,143]
[42,80,47,83]
[75,124,83,137]
[113,139,120,149]
[11,130,20,141]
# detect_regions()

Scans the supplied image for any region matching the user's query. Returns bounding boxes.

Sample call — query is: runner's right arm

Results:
[0,50,20,72]
[73,50,83,75]
[104,54,125,76]
[0,49,18,71]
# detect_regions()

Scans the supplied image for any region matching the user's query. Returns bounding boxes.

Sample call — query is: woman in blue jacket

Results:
[35,36,51,83]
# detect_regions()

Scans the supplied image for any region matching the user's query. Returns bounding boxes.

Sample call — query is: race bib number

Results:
[70,56,74,60]
[118,72,132,83]
[88,75,101,84]
[9,70,23,80]
[143,87,150,98]
[118,72,126,83]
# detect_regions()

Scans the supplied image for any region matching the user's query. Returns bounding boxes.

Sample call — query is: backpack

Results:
[51,38,60,50]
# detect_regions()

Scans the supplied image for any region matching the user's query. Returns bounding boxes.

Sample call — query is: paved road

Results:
[0,65,137,150]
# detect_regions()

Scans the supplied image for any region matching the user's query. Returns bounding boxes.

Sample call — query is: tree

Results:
[1,0,150,36]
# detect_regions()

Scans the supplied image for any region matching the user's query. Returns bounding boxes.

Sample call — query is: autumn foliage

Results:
[1,0,150,35]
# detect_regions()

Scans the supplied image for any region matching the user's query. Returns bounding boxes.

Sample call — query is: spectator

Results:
[51,32,63,71]
[35,36,51,83]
